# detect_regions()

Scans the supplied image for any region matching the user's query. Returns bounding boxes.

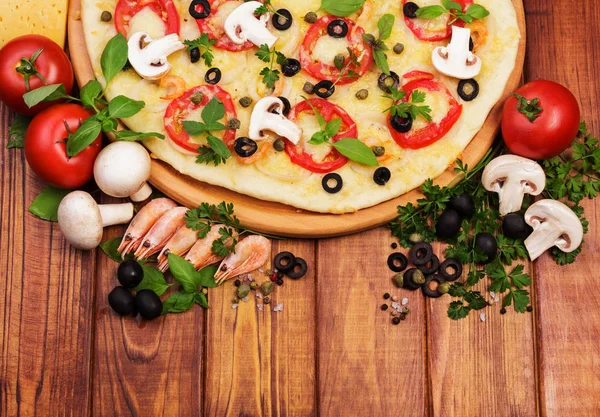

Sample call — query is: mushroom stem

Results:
[498,186,526,217]
[99,203,135,228]
[130,183,152,202]
[524,221,563,261]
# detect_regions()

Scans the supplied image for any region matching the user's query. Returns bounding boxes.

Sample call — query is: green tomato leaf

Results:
[113,130,165,141]
[415,5,446,19]
[80,80,103,110]
[202,96,226,124]
[466,4,490,19]
[22,84,71,108]
[332,138,379,166]
[168,254,200,293]
[378,14,395,40]
[7,115,31,149]
[134,266,172,296]
[108,95,145,119]
[66,117,102,157]
[319,0,366,17]
[101,33,129,85]
[162,291,196,314]
[206,135,231,161]
[28,186,71,222]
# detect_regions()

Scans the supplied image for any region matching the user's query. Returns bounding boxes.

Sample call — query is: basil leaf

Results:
[80,80,103,110]
[415,5,446,19]
[324,118,342,138]
[134,266,172,296]
[99,237,130,262]
[201,96,225,124]
[194,291,209,309]
[442,0,463,11]
[7,115,31,149]
[207,135,231,160]
[28,186,71,222]
[66,117,102,157]
[101,33,128,85]
[113,130,165,141]
[378,14,395,40]
[195,265,218,288]
[308,131,328,145]
[332,138,379,166]
[108,95,145,119]
[373,50,390,75]
[23,84,70,108]
[162,291,196,314]
[467,4,490,19]
[183,121,209,136]
[319,0,366,17]
[168,254,200,293]
[101,118,118,133]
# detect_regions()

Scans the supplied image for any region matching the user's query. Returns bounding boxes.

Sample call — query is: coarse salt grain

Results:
[490,291,496,299]
[257,304,263,311]
[401,298,409,306]
[480,313,486,322]
[247,274,253,281]
[256,293,263,299]
[242,296,249,303]
[232,304,239,309]
[273,303,284,312]
[391,302,400,310]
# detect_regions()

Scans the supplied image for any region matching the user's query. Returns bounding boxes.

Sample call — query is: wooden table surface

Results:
[2,1,600,416]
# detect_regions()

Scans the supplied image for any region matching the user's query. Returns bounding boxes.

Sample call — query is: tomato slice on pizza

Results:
[195,0,255,52]
[114,0,180,36]
[403,0,473,42]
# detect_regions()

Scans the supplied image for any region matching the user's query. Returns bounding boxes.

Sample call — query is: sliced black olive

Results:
[417,254,440,275]
[189,0,211,19]
[448,193,475,218]
[469,37,474,51]
[422,275,445,298]
[281,58,301,77]
[474,232,497,264]
[287,257,308,279]
[373,167,391,186]
[122,60,133,71]
[502,213,533,240]
[134,289,163,320]
[205,67,221,84]
[409,242,433,266]
[327,19,349,38]
[234,137,258,157]
[274,251,296,272]
[189,47,201,63]
[439,258,463,282]
[458,79,479,101]
[322,173,343,193]
[390,114,413,133]
[273,9,293,30]
[403,268,425,291]
[387,252,408,273]
[378,71,400,93]
[314,80,335,98]
[436,209,462,239]
[278,96,291,116]
[403,2,420,18]
[117,260,144,288]
[108,286,135,316]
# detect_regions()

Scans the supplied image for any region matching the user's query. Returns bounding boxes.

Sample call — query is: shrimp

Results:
[184,225,236,270]
[157,226,199,272]
[134,206,188,260]
[160,75,187,100]
[214,235,271,284]
[118,198,178,257]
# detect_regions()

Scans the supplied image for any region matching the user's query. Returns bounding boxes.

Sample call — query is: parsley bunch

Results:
[383,87,433,122]
[362,14,395,75]
[415,0,490,25]
[183,34,216,67]
[256,44,287,91]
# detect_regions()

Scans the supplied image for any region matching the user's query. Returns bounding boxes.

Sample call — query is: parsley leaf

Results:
[184,96,231,166]
[184,34,216,67]
[255,44,287,90]
[383,87,433,122]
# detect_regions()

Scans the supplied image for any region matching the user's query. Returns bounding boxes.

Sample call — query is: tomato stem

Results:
[15,48,48,92]
[513,93,543,122]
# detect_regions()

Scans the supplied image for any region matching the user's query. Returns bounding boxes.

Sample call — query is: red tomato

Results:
[402,70,435,83]
[0,35,74,116]
[388,77,462,149]
[284,98,358,173]
[115,0,180,36]
[164,85,237,154]
[299,16,372,85]
[502,80,581,160]
[403,0,472,42]
[24,104,102,189]
[195,0,254,52]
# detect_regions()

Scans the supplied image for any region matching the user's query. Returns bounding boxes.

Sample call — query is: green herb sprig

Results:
[256,44,287,91]
[332,48,361,86]
[383,87,433,122]
[184,33,217,67]
[318,0,366,17]
[415,0,490,24]
[6,115,31,149]
[362,14,395,75]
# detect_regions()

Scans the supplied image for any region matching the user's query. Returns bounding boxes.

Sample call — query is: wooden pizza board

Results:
[68,0,526,238]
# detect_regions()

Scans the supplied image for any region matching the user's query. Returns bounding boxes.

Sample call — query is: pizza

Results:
[80,0,521,213]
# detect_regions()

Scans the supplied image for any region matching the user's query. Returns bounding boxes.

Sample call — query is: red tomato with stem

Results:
[24,104,102,189]
[501,80,581,160]
[0,35,74,116]
[403,0,473,42]
[195,0,255,51]
[114,0,180,36]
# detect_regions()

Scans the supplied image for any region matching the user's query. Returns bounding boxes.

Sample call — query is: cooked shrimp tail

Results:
[214,235,271,284]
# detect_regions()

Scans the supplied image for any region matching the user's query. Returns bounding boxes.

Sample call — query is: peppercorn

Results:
[303,82,315,94]
[232,298,239,304]
[392,272,404,288]
[239,96,253,107]
[250,282,259,290]
[304,11,318,23]
[500,307,507,315]
[390,242,397,249]
[264,297,271,304]
[355,89,369,100]
[391,310,399,317]
[383,293,390,300]
[402,307,410,314]
[270,273,278,282]
[234,279,241,287]
[391,296,398,302]
[190,92,204,105]
[273,138,286,151]
[399,313,407,320]
[276,279,284,286]
[392,317,401,325]
[228,118,241,130]
[381,304,389,311]
[372,146,385,157]
[526,306,533,312]
[237,284,251,299]
[261,281,275,296]
[101,11,113,22]
[393,43,405,55]
[276,271,284,279]
[488,299,495,306]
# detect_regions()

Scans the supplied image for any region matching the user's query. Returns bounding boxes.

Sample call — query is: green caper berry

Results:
[261,281,275,296]
[190,92,204,105]
[273,138,286,152]
[237,284,251,299]
[304,11,318,24]
[303,82,315,94]
[393,43,405,55]
[438,282,451,295]
[334,54,345,69]
[228,118,241,130]
[264,297,271,305]
[411,269,426,285]
[250,282,259,290]
[100,11,113,22]
[392,272,404,288]
[402,307,410,314]
[355,89,369,100]
[372,146,385,157]
[239,96,253,108]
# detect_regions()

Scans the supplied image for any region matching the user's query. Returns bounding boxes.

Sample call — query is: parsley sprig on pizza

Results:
[383,87,433,122]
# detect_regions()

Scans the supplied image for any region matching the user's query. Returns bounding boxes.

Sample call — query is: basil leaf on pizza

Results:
[319,0,366,17]
[101,33,128,85]
[332,139,379,167]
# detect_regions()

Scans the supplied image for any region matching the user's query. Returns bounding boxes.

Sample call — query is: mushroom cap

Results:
[482,154,546,195]
[525,199,584,252]
[432,26,482,80]
[249,97,284,139]
[94,141,151,198]
[57,191,104,250]
[127,32,184,80]
[224,1,276,47]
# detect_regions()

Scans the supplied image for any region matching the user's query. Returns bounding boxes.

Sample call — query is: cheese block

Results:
[0,0,69,48]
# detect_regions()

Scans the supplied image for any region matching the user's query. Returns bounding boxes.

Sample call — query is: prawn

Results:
[134,206,188,260]
[214,235,271,284]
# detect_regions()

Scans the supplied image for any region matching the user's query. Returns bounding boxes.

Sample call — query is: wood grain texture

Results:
[0,109,95,417]
[524,1,600,416]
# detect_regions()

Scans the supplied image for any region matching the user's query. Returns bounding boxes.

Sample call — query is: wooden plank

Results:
[0,107,95,416]
[92,197,204,417]
[524,1,600,416]
[204,239,317,417]
[316,228,427,416]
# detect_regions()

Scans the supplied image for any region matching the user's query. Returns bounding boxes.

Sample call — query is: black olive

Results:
[387,252,408,273]
[234,137,258,158]
[108,286,135,316]
[502,213,533,240]
[469,37,474,51]
[327,19,349,38]
[189,47,201,63]
[378,71,400,93]
[390,114,413,133]
[273,9,293,31]
[122,60,133,71]
[373,167,391,186]
[403,2,419,18]
[439,258,463,282]
[436,210,462,239]
[474,232,497,263]
[458,79,479,101]
[117,260,144,288]
[281,58,301,77]
[403,268,425,290]
[134,289,163,320]
[409,242,433,266]
[417,254,440,275]
[274,251,296,272]
[287,257,308,279]
[278,96,291,116]
[314,80,335,98]
[189,0,211,19]
[448,193,475,218]
[205,67,221,84]
[422,275,445,298]
[322,173,343,193]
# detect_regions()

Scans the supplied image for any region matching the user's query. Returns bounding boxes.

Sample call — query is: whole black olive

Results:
[403,2,420,18]
[278,96,291,116]
[378,71,400,93]
[314,80,335,98]
[327,19,349,38]
[189,47,201,63]
[390,114,413,133]
[108,286,135,316]
[118,260,144,288]
[436,210,462,239]
[234,137,258,158]
[134,290,163,320]
[281,58,301,77]
[448,193,475,218]
[502,213,533,240]
[272,9,293,31]
[474,232,498,263]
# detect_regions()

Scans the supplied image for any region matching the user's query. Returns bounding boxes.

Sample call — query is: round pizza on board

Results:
[80,0,521,214]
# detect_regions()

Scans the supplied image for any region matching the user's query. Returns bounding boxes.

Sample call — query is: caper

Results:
[402,306,410,314]
[264,297,271,305]
[355,89,369,100]
[393,43,405,55]
[250,282,259,290]
[228,118,241,130]
[334,54,345,69]
[190,92,204,105]
[237,284,251,299]
[261,281,275,296]
[438,282,451,294]
[303,82,315,94]
[363,33,376,46]
[411,269,426,285]
[409,233,423,243]
[372,146,385,157]
[101,11,113,22]
[392,272,404,288]
[304,11,318,24]
[239,96,253,108]
[273,138,286,151]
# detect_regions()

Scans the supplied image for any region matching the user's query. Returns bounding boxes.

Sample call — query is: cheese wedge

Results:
[0,1,69,48]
